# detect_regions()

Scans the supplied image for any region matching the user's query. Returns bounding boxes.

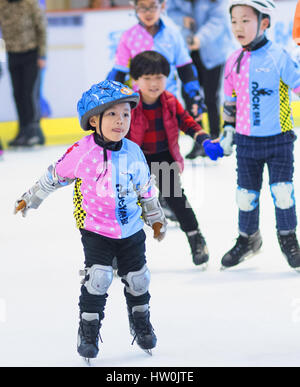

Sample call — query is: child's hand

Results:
[191,88,207,118]
[14,198,28,217]
[183,16,195,30]
[152,222,166,242]
[14,182,46,218]
[188,36,200,51]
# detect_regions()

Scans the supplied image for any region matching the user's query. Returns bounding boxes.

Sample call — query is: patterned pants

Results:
[235,132,297,235]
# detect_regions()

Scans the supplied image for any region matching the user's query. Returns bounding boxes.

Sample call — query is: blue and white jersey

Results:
[224,40,300,137]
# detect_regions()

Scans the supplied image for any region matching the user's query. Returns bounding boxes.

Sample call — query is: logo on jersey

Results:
[255,67,271,73]
[116,184,129,225]
[251,82,274,126]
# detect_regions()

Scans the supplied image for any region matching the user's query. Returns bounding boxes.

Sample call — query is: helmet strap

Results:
[94,113,123,181]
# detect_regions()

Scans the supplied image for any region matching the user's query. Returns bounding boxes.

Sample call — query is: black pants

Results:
[79,229,150,320]
[8,49,42,136]
[146,151,199,233]
[183,51,224,139]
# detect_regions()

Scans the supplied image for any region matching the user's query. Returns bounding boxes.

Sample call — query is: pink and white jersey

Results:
[55,134,154,239]
[224,41,300,137]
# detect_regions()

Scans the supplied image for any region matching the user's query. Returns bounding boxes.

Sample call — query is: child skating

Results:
[14,80,167,361]
[108,0,206,126]
[128,50,224,267]
[220,0,300,271]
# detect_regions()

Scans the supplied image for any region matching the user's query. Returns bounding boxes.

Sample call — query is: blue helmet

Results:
[77,80,140,131]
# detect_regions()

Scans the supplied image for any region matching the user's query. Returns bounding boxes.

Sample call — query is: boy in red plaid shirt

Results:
[129,51,223,267]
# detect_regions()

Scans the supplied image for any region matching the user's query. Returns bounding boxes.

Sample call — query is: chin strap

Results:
[93,113,122,181]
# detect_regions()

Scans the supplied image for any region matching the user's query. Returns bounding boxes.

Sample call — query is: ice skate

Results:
[127,305,157,355]
[221,230,262,269]
[77,312,101,361]
[185,141,207,160]
[277,232,300,271]
[186,230,209,268]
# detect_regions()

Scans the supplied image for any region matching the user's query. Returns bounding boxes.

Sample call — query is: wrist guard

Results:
[140,196,167,241]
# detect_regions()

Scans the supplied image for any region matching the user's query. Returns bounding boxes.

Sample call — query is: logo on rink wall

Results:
[0,39,6,63]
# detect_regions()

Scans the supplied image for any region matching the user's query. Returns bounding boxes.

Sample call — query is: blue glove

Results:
[192,88,207,115]
[202,140,224,161]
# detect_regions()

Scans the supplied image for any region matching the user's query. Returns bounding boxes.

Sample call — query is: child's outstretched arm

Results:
[14,164,74,217]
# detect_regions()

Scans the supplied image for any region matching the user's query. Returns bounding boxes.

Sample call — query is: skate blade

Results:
[197,262,208,271]
[83,358,92,366]
[220,248,262,271]
[142,349,153,356]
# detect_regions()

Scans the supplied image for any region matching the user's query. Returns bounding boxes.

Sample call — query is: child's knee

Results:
[236,186,260,212]
[81,264,113,296]
[270,182,295,210]
[122,265,150,296]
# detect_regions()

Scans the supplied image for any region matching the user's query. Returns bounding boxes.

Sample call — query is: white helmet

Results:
[229,0,276,17]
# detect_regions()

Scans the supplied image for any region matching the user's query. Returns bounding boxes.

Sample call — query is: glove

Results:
[202,139,224,161]
[152,222,167,242]
[14,182,47,217]
[192,88,207,116]
[220,125,235,156]
[140,196,167,241]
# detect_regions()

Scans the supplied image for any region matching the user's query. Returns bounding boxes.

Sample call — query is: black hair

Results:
[130,51,170,80]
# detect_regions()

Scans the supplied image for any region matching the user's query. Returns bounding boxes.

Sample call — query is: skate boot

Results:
[20,125,45,147]
[221,230,262,269]
[158,193,177,222]
[77,312,101,360]
[8,128,26,147]
[277,232,300,270]
[186,230,209,267]
[128,305,157,355]
[185,141,206,160]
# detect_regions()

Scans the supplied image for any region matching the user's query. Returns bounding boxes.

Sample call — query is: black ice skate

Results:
[128,305,157,356]
[277,232,300,271]
[77,312,102,362]
[186,230,209,267]
[221,230,262,269]
[185,141,206,160]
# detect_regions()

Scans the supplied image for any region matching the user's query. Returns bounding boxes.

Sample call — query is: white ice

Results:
[0,133,299,367]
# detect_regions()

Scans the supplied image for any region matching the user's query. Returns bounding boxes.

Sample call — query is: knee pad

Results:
[81,264,113,296]
[236,187,260,212]
[122,265,150,297]
[270,182,295,210]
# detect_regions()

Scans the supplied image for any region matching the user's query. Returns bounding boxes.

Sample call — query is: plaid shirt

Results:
[140,96,208,155]
[141,100,169,155]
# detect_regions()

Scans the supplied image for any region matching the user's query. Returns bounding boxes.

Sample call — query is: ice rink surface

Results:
[0,133,299,367]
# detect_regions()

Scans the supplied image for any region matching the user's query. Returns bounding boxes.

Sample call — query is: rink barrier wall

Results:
[1,101,300,148]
